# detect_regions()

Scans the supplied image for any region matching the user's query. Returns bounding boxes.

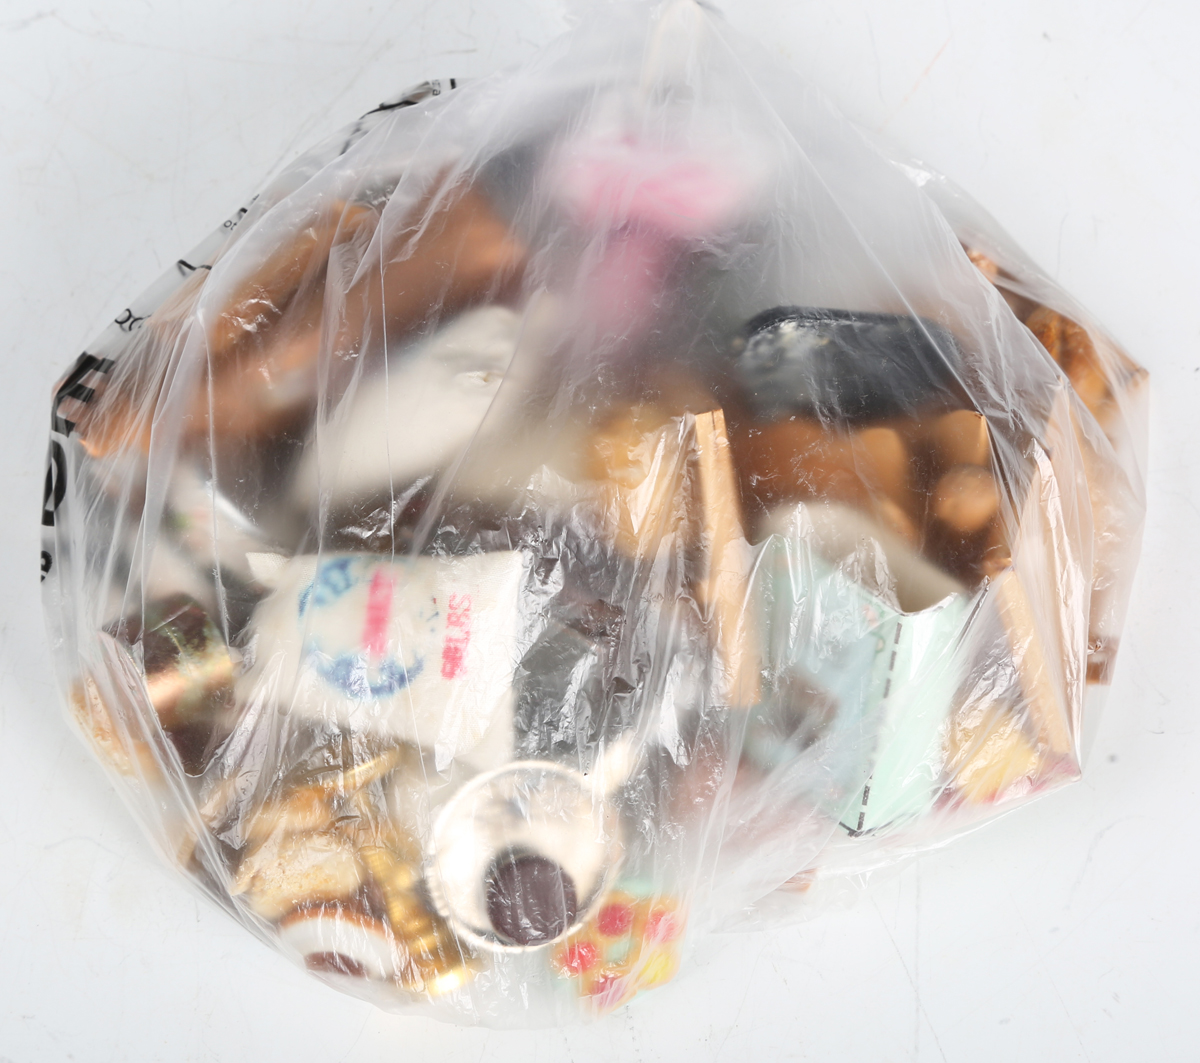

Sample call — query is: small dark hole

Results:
[485,851,578,946]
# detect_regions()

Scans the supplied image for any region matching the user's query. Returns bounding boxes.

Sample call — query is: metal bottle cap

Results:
[426,761,622,953]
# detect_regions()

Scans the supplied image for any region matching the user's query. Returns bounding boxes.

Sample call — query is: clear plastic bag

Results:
[40,0,1146,1026]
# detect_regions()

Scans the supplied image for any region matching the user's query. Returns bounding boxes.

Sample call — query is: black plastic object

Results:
[729,307,964,425]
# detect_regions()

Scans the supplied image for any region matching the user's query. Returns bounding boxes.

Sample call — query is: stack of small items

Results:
[41,0,1145,1026]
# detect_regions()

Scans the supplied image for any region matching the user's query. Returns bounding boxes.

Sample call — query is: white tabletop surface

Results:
[1,1,1196,1060]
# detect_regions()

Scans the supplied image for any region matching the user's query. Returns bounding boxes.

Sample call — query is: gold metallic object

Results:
[358,843,475,995]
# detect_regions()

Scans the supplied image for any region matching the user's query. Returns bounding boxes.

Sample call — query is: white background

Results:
[1,1,1197,1060]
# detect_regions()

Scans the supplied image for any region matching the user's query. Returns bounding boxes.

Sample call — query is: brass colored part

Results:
[395,953,475,996]
[358,844,446,938]
[401,926,449,957]
[385,896,434,936]
[357,843,475,995]
[414,960,474,997]
[338,746,405,794]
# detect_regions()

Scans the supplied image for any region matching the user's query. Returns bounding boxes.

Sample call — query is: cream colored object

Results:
[232,832,363,921]
[946,703,1042,804]
[69,673,156,782]
[291,306,520,511]
[993,569,1074,758]
[694,410,760,708]
[989,390,1087,760]
[243,785,334,846]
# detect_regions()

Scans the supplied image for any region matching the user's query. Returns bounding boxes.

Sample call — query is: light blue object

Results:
[747,504,969,835]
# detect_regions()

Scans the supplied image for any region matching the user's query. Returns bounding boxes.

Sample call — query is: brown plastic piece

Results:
[732,417,913,515]
[926,409,991,469]
[932,465,1000,534]
[358,181,527,340]
[966,247,1000,283]
[196,180,524,442]
[1026,307,1110,413]
[208,202,376,362]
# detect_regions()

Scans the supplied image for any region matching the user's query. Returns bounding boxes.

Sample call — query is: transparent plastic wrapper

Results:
[40,0,1146,1025]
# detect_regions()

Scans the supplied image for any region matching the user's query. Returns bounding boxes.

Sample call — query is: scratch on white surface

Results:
[713,940,764,1061]
[1055,212,1069,278]
[914,866,921,1060]
[28,9,278,65]
[335,1010,372,1063]
[1065,821,1120,907]
[1,10,54,32]
[878,34,953,131]
[1123,0,1154,32]
[866,18,885,107]
[1009,897,1094,1062]
[870,894,949,1062]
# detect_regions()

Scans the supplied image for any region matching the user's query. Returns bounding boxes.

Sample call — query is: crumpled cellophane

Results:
[40,0,1146,1027]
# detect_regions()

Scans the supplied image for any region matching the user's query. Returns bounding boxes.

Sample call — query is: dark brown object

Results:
[732,418,913,512]
[106,595,234,773]
[306,952,368,978]
[485,853,578,946]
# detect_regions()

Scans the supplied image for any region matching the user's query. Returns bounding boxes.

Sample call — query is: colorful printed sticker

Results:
[551,890,685,1013]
